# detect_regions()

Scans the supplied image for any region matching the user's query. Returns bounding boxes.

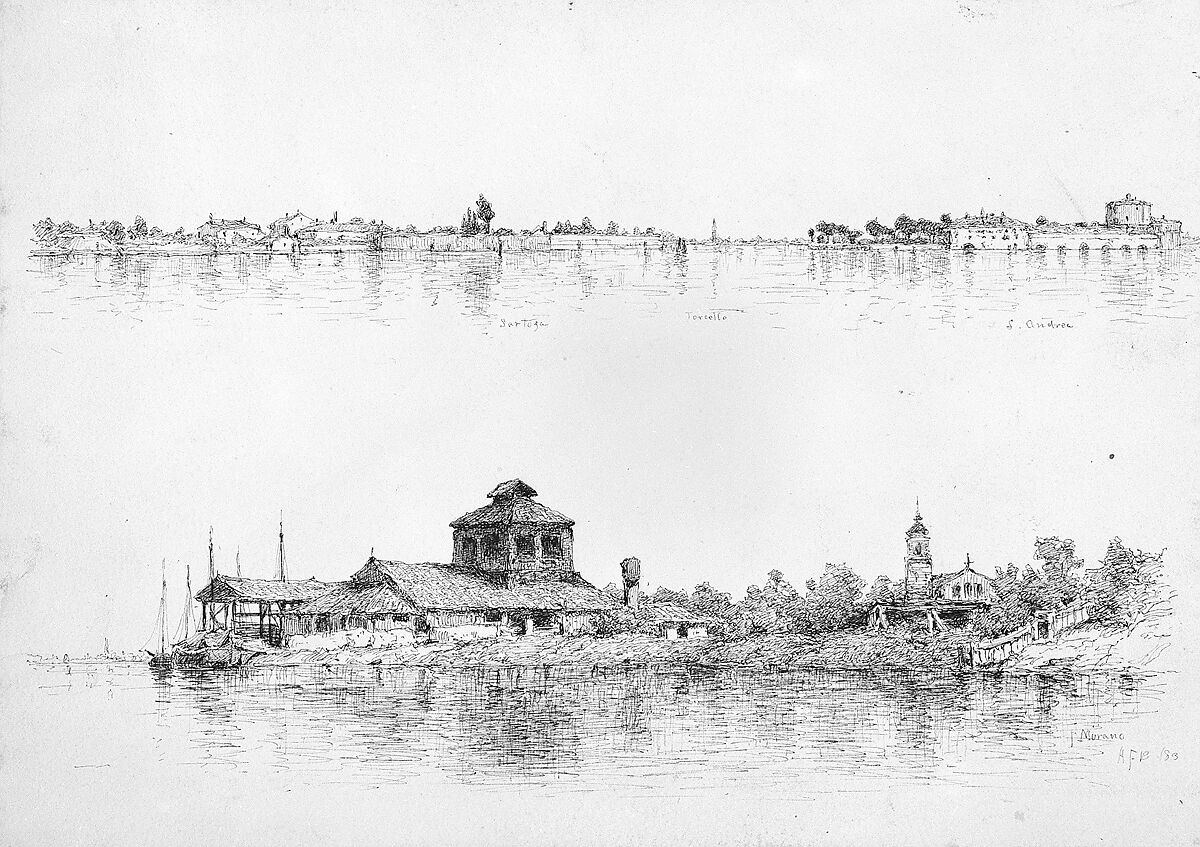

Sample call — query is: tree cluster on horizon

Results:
[459,195,496,236]
[601,537,1168,640]
[32,215,190,247]
[809,213,956,245]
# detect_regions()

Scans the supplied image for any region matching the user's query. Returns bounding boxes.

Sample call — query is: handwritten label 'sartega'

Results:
[499,318,548,331]
[1006,318,1074,330]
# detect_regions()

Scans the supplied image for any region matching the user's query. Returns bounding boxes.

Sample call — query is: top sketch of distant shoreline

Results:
[27,190,1189,256]
[22,192,1198,331]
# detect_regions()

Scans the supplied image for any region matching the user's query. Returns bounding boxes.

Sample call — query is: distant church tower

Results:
[904,502,933,600]
[711,218,718,243]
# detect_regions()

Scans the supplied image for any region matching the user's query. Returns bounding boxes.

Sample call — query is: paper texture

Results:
[1,1,1197,844]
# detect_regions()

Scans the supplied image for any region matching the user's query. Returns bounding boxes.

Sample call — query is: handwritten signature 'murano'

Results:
[1078,728,1125,741]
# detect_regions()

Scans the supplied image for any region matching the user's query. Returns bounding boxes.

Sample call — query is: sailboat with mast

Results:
[173,527,238,668]
[146,559,172,667]
[172,559,198,645]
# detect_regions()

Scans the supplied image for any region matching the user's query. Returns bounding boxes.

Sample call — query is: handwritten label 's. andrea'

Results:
[1006,318,1074,330]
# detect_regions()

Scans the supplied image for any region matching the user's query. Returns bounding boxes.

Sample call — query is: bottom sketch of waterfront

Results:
[15,481,1175,803]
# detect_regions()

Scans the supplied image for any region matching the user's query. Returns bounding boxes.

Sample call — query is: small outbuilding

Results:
[638,602,714,640]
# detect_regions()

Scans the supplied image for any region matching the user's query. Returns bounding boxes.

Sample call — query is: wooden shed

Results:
[194,575,329,646]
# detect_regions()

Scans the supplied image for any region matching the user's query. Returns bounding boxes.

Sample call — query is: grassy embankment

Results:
[1002,612,1173,677]
[248,629,977,672]
[244,615,1174,675]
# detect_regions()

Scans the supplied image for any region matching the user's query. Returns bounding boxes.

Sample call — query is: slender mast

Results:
[278,512,287,582]
[159,558,167,655]
[184,559,192,639]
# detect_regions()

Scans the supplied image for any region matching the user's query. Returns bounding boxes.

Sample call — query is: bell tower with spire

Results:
[904,500,933,600]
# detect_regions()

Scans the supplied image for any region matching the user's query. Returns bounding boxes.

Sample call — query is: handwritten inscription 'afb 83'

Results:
[1117,746,1180,769]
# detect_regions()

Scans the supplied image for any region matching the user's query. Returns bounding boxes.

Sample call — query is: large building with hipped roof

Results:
[194,480,617,646]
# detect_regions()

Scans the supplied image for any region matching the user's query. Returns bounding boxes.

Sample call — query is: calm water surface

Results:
[7,661,1162,796]
[23,245,1200,331]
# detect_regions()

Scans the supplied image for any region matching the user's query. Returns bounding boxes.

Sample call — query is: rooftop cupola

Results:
[450,480,575,583]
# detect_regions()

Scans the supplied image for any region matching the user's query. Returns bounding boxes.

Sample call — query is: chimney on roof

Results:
[621,557,641,611]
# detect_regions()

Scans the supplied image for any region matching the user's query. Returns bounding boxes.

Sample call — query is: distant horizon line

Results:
[30,193,1188,243]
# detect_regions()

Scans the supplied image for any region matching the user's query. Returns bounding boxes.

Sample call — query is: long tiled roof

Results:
[373,559,615,612]
[194,576,329,603]
[202,218,260,230]
[300,221,382,232]
[288,581,418,616]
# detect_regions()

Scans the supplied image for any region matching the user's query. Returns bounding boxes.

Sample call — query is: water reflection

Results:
[25,245,1200,331]
[67,664,1154,793]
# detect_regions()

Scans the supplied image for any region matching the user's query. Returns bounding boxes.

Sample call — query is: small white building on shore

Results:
[197,215,263,246]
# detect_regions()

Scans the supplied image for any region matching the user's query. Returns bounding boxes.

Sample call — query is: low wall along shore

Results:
[971,602,1091,666]
[379,233,669,252]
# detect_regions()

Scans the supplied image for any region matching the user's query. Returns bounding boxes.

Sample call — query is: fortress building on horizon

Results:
[948,193,1183,252]
[1105,194,1152,227]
